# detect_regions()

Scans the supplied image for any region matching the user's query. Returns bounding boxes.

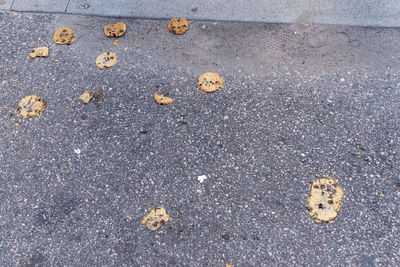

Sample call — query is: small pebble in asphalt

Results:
[198,175,207,183]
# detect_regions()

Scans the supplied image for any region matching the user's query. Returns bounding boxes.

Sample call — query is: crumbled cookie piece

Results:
[96,52,117,69]
[29,47,49,59]
[78,91,93,104]
[198,72,225,92]
[93,87,106,104]
[168,18,189,35]
[104,22,127,37]
[53,27,76,45]
[154,93,173,105]
[16,95,46,119]
[141,207,170,231]
[308,178,344,223]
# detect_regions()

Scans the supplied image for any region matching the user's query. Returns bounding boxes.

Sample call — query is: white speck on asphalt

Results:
[74,148,81,155]
[198,175,207,183]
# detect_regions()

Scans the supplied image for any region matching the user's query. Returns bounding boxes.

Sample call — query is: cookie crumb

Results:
[141,207,170,231]
[154,93,173,105]
[78,91,93,104]
[29,47,49,59]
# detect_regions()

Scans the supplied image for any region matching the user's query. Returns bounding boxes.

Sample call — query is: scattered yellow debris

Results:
[141,207,170,231]
[113,39,119,46]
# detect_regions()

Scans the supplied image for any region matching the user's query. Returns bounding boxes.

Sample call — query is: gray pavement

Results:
[1,9,400,266]
[1,0,400,27]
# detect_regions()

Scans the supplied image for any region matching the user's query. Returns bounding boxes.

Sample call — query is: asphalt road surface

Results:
[0,11,399,266]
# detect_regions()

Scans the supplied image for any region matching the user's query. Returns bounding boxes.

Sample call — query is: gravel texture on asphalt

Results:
[0,11,399,266]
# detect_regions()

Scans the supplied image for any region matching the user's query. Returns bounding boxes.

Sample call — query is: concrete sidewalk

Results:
[1,0,400,27]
